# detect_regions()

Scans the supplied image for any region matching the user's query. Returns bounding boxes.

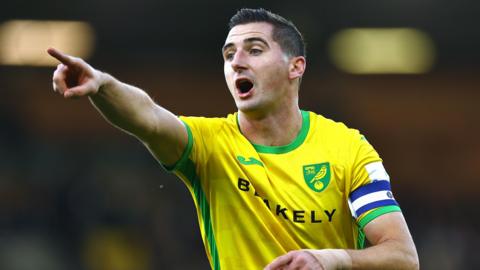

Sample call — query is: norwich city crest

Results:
[303,162,331,192]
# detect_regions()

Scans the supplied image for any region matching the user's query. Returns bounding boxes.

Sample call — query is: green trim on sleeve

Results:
[163,121,219,270]
[163,119,194,172]
[158,119,219,268]
[357,227,366,249]
[358,205,402,230]
[180,158,220,270]
[240,110,310,154]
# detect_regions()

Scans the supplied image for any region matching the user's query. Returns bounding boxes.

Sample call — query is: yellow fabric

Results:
[171,111,382,270]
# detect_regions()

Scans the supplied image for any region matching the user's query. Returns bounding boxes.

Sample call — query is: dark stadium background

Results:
[1,1,479,269]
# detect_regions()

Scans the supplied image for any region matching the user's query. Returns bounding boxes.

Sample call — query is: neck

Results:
[238,103,302,147]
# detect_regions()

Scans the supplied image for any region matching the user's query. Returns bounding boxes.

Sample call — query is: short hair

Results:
[229,8,306,58]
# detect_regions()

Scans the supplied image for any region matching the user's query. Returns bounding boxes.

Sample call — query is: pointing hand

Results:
[47,48,104,98]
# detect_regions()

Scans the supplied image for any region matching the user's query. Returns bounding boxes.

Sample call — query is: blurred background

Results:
[0,1,479,269]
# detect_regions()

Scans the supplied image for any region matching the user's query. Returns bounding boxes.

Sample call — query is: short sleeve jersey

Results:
[168,110,401,270]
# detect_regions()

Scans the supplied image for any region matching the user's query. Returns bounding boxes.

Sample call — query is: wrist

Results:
[96,71,113,95]
[304,249,352,270]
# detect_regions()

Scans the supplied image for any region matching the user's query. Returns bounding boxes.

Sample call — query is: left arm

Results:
[264,211,419,270]
[345,211,419,269]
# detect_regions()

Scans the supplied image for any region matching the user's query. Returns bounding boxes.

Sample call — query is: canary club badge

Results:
[303,162,331,192]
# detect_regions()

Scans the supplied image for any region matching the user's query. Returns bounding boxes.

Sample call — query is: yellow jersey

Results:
[167,110,400,270]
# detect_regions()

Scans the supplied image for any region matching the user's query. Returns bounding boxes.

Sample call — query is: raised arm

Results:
[47,48,187,166]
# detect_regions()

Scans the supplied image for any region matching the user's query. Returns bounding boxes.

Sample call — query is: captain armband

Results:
[348,180,398,218]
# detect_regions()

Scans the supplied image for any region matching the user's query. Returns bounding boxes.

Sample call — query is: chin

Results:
[236,101,265,115]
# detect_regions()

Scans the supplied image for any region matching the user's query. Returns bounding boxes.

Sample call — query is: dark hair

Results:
[229,8,306,58]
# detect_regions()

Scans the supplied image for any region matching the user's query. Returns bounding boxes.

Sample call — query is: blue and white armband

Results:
[348,162,399,219]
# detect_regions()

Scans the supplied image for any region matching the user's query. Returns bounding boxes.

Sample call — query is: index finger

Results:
[47,47,75,66]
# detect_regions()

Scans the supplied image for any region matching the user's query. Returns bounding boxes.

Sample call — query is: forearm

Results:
[346,239,419,270]
[89,72,159,139]
[48,48,187,165]
[306,240,418,270]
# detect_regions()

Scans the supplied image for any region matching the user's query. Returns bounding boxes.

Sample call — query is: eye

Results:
[250,48,262,55]
[224,52,235,61]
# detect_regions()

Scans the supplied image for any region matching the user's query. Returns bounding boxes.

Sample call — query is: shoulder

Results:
[306,111,373,164]
[307,111,363,142]
[179,113,238,135]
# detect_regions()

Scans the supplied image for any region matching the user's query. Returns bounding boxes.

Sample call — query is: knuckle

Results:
[52,76,62,84]
[52,70,62,80]
[52,81,64,92]
[294,255,307,264]
[55,64,65,73]
[297,256,308,264]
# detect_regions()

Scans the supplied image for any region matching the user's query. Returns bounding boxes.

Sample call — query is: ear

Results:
[288,56,306,80]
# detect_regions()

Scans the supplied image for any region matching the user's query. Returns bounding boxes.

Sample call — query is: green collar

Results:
[237,110,310,154]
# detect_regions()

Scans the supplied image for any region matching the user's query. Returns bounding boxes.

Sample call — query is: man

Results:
[48,8,419,270]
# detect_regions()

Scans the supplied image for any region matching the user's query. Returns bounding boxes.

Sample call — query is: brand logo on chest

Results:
[237,156,264,167]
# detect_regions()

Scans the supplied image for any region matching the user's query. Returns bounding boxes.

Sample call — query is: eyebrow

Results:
[222,37,270,53]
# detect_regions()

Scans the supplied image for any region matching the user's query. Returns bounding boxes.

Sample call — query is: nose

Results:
[230,50,248,72]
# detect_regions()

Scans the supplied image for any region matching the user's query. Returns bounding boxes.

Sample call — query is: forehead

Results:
[225,22,274,44]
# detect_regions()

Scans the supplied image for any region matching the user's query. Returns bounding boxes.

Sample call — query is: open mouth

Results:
[235,79,254,94]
